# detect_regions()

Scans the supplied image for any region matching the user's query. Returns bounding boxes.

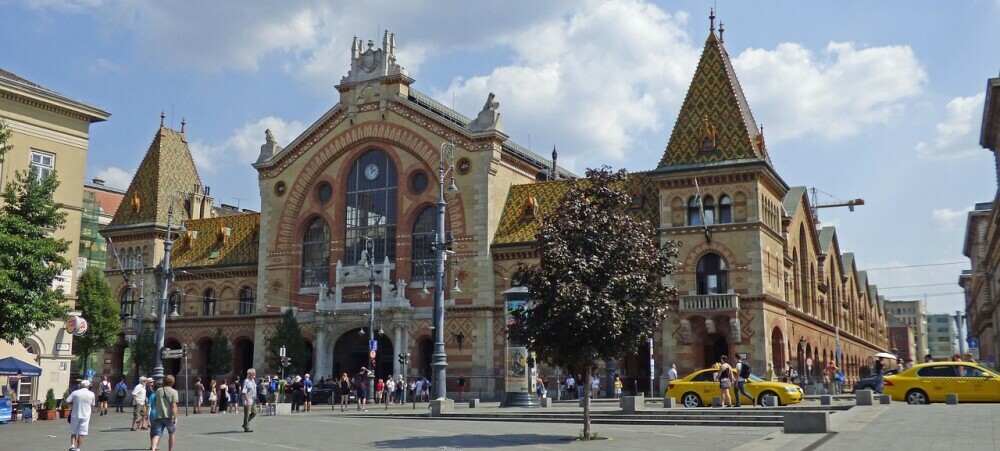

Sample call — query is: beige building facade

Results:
[0,68,108,401]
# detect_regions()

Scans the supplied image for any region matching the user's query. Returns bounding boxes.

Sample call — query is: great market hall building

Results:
[100,22,889,397]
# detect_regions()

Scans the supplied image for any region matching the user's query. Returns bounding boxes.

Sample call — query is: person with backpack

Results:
[715,356,734,407]
[734,355,755,407]
[114,378,128,413]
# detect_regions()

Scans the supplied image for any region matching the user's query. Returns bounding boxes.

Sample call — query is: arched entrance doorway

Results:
[332,329,394,382]
[198,338,213,379]
[234,339,254,378]
[703,333,729,368]
[164,338,182,378]
[770,327,785,371]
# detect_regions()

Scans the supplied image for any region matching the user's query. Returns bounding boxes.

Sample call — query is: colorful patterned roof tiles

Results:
[108,127,203,228]
[493,172,659,246]
[172,213,260,268]
[658,30,767,168]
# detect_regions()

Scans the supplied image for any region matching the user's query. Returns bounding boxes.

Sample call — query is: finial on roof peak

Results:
[709,8,716,33]
[719,22,725,43]
[160,110,165,127]
[180,117,186,133]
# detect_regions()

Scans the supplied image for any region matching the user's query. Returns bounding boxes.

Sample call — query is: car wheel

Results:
[681,392,702,408]
[757,391,779,406]
[906,389,928,405]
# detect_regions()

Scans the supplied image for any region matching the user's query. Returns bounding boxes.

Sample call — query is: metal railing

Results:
[678,293,740,311]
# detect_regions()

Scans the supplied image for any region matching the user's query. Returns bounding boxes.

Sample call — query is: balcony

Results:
[679,293,740,312]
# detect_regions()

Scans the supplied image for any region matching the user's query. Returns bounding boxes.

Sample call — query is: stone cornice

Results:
[0,81,109,123]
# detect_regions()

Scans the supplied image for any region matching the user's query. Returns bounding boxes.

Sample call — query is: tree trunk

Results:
[582,366,592,439]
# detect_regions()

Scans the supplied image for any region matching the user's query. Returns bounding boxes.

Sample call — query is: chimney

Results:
[92,178,105,186]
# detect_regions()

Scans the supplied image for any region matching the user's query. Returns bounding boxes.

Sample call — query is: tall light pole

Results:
[432,142,458,400]
[152,205,182,382]
[110,240,145,385]
[365,236,377,401]
[955,311,966,355]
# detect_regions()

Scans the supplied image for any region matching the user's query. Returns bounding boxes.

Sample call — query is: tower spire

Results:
[550,146,558,181]
[709,8,716,33]
[719,22,725,43]
[160,110,165,127]
[180,117,186,134]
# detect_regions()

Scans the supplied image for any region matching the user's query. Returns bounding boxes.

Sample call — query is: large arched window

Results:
[696,253,728,295]
[301,218,330,288]
[202,288,216,316]
[719,195,732,223]
[703,196,716,225]
[238,287,254,315]
[411,206,436,282]
[687,197,701,226]
[119,288,134,317]
[345,149,398,265]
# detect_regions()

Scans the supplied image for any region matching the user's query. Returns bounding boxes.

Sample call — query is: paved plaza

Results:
[0,401,997,450]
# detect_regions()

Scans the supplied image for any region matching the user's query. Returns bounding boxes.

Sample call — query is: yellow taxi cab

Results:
[883,361,1000,404]
[665,368,804,407]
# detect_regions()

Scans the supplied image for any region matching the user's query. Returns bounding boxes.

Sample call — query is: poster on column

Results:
[506,346,528,392]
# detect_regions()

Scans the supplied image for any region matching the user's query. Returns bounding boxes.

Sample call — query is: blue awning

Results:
[0,357,42,377]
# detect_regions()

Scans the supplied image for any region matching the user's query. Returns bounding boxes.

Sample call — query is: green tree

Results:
[508,167,679,439]
[208,328,232,379]
[131,328,155,376]
[266,310,308,375]
[73,267,121,371]
[0,120,71,344]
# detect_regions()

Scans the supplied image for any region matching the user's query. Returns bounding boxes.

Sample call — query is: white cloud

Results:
[932,206,973,230]
[93,166,134,190]
[190,116,306,173]
[916,94,986,160]
[733,42,927,142]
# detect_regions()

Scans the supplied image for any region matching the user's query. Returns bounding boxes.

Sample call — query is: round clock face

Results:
[364,163,380,180]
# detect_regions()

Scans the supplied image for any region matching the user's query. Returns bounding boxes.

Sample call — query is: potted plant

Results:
[59,388,72,418]
[38,388,57,420]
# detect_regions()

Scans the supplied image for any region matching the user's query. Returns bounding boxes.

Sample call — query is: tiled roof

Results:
[172,213,260,268]
[658,31,766,168]
[108,127,203,228]
[91,189,125,217]
[493,172,659,246]
[841,252,855,274]
[818,226,836,252]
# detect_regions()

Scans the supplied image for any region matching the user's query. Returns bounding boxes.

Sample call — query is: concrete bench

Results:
[540,398,552,407]
[820,395,832,406]
[878,395,891,405]
[662,397,677,408]
[273,403,291,415]
[620,395,645,414]
[946,394,959,405]
[712,396,722,407]
[468,398,479,408]
[783,411,829,433]
[855,390,874,406]
[430,399,454,417]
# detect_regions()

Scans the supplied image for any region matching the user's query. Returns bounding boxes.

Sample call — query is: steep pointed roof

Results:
[658,29,767,168]
[108,127,202,228]
[819,226,836,251]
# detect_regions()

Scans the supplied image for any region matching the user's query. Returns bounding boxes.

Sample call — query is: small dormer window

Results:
[523,197,539,220]
[629,186,644,209]
[698,115,717,152]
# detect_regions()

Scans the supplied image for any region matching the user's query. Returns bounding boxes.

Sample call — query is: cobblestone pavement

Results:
[0,401,996,450]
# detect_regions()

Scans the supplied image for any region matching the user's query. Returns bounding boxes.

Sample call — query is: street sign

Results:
[160,348,186,360]
[967,338,980,349]
[369,339,378,351]
[85,369,94,379]
[970,348,981,361]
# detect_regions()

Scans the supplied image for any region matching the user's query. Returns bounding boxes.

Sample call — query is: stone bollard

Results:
[469,399,480,408]
[579,398,590,408]
[946,394,959,405]
[273,403,292,415]
[763,395,779,407]
[712,396,722,407]
[783,411,830,434]
[430,399,454,417]
[663,397,677,408]
[621,395,645,414]
[855,390,874,406]
[820,395,832,406]
[540,398,552,407]
[878,395,891,405]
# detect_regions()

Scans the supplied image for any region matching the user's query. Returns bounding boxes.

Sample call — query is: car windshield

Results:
[747,374,763,382]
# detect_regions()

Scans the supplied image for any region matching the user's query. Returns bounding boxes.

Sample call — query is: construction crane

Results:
[810,187,864,223]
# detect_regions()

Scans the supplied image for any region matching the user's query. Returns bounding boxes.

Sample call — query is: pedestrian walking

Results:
[734,355,754,407]
[143,378,153,429]
[67,379,96,451]
[413,378,422,402]
[456,375,466,402]
[303,374,313,412]
[395,375,405,403]
[338,373,351,411]
[231,377,241,414]
[98,376,111,416]
[375,378,385,404]
[386,376,396,404]
[208,379,218,414]
[114,378,128,413]
[422,376,431,401]
[290,375,304,412]
[242,368,258,432]
[193,377,204,414]
[873,357,885,394]
[150,375,179,451]
[130,377,146,431]
[763,362,775,382]
[716,356,735,407]
[355,368,370,411]
[218,379,229,414]
[589,373,600,398]
[256,377,267,414]
[613,375,622,399]
[565,374,576,399]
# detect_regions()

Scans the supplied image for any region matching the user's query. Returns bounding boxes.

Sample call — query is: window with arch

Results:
[411,206,436,282]
[238,287,254,315]
[719,195,732,223]
[119,288,134,317]
[301,218,330,288]
[345,149,398,265]
[202,288,217,316]
[696,253,728,295]
[687,197,702,226]
[703,196,715,225]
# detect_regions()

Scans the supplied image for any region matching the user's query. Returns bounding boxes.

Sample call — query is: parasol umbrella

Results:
[874,352,898,360]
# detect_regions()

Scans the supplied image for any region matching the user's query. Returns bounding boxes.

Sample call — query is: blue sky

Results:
[3,0,998,316]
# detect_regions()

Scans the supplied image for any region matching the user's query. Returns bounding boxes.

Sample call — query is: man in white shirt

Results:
[131,377,146,431]
[667,364,678,382]
[242,368,257,432]
[67,379,96,451]
[565,375,576,399]
[590,374,600,398]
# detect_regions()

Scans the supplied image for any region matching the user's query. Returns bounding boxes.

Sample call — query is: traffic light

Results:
[398,352,410,366]
[280,356,286,366]
[398,353,404,365]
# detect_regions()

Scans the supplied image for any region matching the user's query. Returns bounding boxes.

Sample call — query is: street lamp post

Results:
[151,205,181,382]
[798,336,807,388]
[127,255,145,384]
[364,237,377,402]
[432,142,458,400]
